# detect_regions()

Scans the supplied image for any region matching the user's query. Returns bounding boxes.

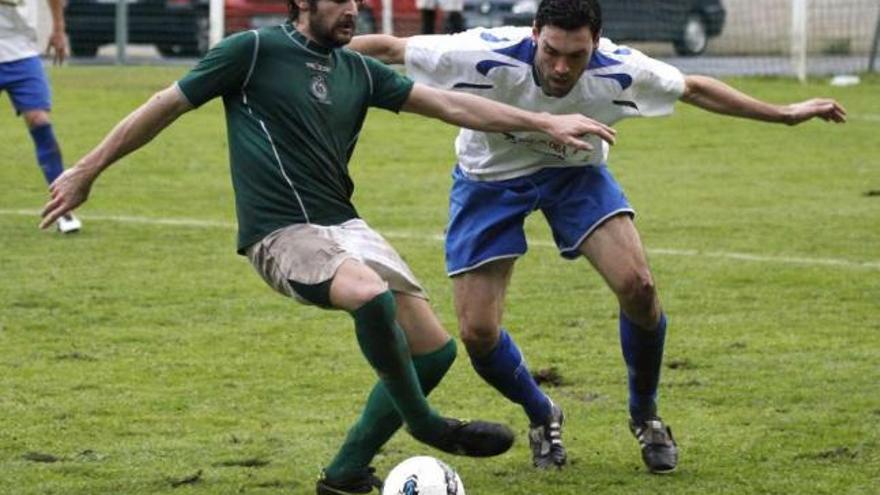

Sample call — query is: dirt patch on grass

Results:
[213,457,270,468]
[169,470,203,488]
[532,367,565,387]
[794,447,858,461]
[22,452,61,463]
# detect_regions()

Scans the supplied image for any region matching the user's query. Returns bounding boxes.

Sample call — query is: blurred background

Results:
[31,1,880,81]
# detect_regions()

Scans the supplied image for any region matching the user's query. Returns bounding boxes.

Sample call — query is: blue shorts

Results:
[0,56,52,115]
[446,165,634,276]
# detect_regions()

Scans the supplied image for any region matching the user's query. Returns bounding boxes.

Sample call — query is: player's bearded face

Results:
[308,0,359,47]
[533,25,596,97]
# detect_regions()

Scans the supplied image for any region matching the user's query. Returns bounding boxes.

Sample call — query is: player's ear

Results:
[532,24,540,41]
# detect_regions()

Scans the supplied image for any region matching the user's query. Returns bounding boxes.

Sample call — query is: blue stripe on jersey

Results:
[492,38,536,65]
[476,59,517,76]
[594,72,633,90]
[587,50,623,70]
[453,82,494,89]
[480,31,512,43]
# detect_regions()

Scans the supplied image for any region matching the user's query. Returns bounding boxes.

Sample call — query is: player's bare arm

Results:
[681,74,847,125]
[45,0,67,65]
[40,84,194,229]
[402,83,616,152]
[347,34,407,64]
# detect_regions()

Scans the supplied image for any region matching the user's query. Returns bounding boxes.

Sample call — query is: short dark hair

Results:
[288,0,318,21]
[534,0,602,35]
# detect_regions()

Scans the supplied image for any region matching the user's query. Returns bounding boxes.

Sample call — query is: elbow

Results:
[681,75,704,103]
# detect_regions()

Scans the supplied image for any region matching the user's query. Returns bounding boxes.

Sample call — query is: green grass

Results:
[1,67,879,494]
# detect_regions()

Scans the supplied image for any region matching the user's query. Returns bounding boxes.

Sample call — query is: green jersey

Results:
[177,24,415,253]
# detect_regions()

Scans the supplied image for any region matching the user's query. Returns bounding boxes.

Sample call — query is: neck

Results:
[294,18,314,41]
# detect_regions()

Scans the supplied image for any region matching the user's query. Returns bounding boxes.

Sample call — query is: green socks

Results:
[325,338,457,480]
[349,291,446,441]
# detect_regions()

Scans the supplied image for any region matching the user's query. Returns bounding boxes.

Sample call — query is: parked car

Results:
[65,0,379,58]
[65,0,209,58]
[462,0,726,56]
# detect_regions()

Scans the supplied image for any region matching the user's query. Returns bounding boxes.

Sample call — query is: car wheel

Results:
[673,13,708,56]
[69,39,100,58]
[357,8,377,35]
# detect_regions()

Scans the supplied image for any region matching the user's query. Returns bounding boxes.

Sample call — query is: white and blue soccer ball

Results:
[382,456,466,495]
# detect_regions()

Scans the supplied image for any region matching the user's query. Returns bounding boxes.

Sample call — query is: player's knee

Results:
[459,320,500,356]
[617,269,657,310]
[330,260,390,310]
[347,283,390,309]
[23,110,50,129]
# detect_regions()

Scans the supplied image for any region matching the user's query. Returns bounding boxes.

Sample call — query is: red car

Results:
[66,0,416,58]
[225,0,422,38]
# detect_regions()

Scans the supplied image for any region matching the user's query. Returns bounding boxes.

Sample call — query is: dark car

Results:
[65,0,378,58]
[65,0,210,57]
[462,0,726,56]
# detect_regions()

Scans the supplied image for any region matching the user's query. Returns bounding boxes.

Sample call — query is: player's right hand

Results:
[46,28,68,65]
[40,166,95,229]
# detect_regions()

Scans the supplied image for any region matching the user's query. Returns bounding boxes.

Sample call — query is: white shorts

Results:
[246,219,428,305]
[415,0,463,11]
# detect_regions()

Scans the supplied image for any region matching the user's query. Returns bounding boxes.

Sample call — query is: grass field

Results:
[1,66,879,494]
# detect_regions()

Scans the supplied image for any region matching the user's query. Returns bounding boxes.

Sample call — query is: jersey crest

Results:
[309,75,329,103]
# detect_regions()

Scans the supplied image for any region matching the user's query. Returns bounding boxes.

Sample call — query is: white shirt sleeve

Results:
[404,27,533,89]
[617,42,686,118]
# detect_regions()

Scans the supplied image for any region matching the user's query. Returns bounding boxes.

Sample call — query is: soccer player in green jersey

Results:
[39,0,618,493]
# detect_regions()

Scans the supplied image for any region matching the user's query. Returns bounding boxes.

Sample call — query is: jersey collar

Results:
[283,22,334,57]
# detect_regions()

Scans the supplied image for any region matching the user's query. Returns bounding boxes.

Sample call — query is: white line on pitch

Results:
[2,208,878,270]
[851,114,880,122]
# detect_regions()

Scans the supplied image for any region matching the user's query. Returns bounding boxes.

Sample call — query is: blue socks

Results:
[30,123,64,185]
[620,312,667,423]
[470,330,552,424]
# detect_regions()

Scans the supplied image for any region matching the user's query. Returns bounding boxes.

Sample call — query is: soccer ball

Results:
[382,456,466,495]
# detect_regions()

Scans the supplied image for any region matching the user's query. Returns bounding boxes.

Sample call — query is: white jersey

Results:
[405,26,685,181]
[0,0,39,63]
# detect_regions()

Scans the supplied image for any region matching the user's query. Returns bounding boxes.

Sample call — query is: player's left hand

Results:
[46,29,68,65]
[783,98,847,125]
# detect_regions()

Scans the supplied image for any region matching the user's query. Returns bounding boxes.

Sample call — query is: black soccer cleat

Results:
[630,417,679,474]
[316,467,383,495]
[416,417,515,457]
[529,401,567,469]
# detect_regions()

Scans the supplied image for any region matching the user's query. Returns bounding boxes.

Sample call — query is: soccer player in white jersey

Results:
[1,0,80,232]
[348,0,846,474]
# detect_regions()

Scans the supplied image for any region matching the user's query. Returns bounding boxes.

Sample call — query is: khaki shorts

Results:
[246,219,428,305]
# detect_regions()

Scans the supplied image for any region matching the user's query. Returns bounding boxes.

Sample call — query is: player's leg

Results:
[8,57,65,186]
[329,259,465,443]
[541,164,675,473]
[579,214,664,416]
[578,214,677,473]
[322,294,456,488]
[248,223,512,494]
[440,0,465,33]
[416,0,437,33]
[454,259,553,424]
[6,56,80,232]
[453,261,565,468]
[445,166,564,468]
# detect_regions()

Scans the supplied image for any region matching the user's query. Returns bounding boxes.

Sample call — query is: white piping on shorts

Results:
[447,252,525,277]
[558,207,636,257]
